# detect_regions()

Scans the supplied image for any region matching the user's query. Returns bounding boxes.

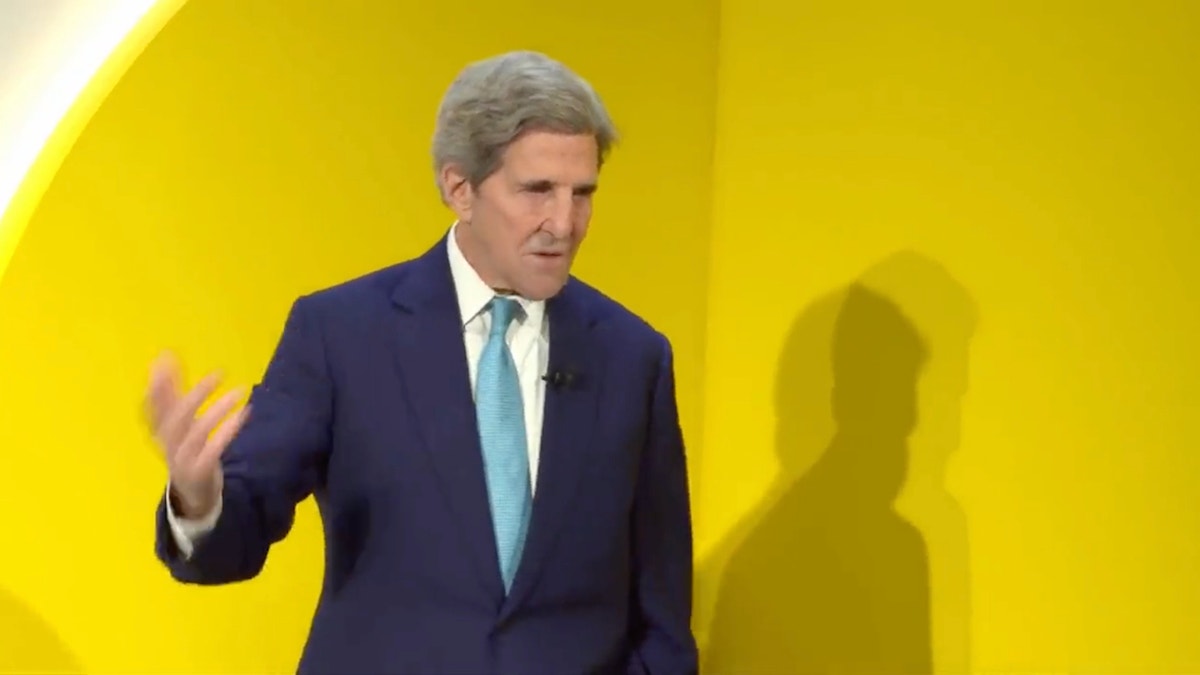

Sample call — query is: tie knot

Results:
[489,297,520,336]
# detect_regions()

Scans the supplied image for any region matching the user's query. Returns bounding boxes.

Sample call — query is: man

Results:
[146,50,697,674]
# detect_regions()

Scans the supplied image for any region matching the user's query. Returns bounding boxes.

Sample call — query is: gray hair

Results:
[432,51,618,197]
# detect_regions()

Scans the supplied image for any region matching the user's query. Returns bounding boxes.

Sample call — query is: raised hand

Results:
[145,352,249,519]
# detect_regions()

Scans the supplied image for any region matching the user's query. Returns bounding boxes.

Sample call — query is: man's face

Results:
[446,130,599,300]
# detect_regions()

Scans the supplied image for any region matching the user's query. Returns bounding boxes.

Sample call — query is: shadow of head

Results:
[821,281,929,507]
[0,587,81,674]
[703,250,976,674]
[832,282,927,435]
[772,250,978,492]
[771,275,927,499]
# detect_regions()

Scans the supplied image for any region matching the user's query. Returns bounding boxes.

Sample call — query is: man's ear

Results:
[440,164,474,222]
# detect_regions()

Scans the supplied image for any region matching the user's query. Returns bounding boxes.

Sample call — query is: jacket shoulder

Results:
[567,277,672,358]
[290,258,416,317]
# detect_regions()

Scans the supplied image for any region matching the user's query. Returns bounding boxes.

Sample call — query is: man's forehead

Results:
[504,131,597,159]
[502,160,598,186]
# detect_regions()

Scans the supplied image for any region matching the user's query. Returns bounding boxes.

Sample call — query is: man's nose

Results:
[542,191,576,237]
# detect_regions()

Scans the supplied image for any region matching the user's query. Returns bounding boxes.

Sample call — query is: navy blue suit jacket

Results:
[154,237,697,674]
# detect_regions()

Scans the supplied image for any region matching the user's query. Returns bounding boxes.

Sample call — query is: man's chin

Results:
[516,275,569,302]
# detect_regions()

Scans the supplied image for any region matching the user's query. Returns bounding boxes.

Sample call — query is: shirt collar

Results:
[446,222,546,329]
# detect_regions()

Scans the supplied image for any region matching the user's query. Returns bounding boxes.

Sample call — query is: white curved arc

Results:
[0,0,159,225]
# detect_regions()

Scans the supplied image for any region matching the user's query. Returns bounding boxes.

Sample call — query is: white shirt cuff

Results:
[164,482,222,559]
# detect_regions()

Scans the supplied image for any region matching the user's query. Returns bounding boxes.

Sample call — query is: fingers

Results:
[145,352,181,430]
[144,353,249,469]
[195,404,251,471]
[175,387,246,467]
[158,372,222,454]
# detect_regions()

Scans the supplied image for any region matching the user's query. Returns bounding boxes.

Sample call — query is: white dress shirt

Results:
[166,224,549,557]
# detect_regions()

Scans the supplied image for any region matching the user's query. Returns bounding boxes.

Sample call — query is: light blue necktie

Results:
[475,296,532,592]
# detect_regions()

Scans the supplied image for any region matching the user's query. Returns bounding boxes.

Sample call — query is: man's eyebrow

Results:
[518,179,598,194]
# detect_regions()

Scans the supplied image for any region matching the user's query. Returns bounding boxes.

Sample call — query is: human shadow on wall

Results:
[702,251,976,674]
[0,586,81,674]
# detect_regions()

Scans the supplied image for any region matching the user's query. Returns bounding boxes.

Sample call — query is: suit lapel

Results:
[389,239,505,602]
[502,281,603,617]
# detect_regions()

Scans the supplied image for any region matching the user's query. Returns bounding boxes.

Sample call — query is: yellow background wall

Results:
[695,1,1200,673]
[2,0,1199,673]
[0,0,717,672]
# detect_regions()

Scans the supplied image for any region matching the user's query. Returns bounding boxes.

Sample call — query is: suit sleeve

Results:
[627,334,698,674]
[154,296,333,584]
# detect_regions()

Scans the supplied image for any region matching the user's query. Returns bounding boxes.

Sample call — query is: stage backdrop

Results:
[693,2,1200,674]
[1,0,1198,674]
[0,0,172,289]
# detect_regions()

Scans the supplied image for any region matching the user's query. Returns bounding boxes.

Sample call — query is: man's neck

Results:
[453,222,505,291]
